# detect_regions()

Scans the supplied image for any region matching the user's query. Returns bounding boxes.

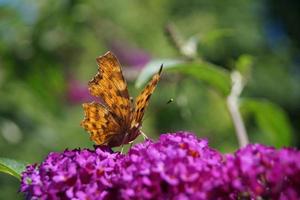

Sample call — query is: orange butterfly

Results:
[81,51,162,147]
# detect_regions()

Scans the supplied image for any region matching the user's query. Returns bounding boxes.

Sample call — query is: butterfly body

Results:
[81,51,162,147]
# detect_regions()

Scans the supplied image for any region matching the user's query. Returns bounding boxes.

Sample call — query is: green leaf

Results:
[241,99,293,147]
[135,59,183,88]
[135,59,231,96]
[200,28,234,46]
[0,157,28,180]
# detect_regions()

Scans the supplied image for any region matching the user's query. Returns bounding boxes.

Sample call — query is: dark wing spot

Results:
[100,125,106,130]
[112,104,117,110]
[145,94,151,102]
[116,89,128,97]
[107,92,113,98]
[120,104,127,110]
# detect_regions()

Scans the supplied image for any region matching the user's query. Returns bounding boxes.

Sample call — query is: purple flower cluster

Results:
[20,147,124,199]
[20,132,300,200]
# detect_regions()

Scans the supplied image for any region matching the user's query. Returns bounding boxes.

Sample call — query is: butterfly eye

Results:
[130,97,134,104]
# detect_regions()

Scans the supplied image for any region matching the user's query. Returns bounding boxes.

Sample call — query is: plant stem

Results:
[165,22,249,147]
[165,23,197,59]
[227,71,249,147]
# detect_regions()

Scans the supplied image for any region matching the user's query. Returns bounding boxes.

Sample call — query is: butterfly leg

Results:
[120,132,129,154]
[128,141,134,149]
[140,130,148,140]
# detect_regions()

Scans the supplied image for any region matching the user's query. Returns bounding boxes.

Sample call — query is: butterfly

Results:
[81,51,162,147]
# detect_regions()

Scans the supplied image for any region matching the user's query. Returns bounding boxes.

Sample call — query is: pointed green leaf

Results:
[241,99,293,147]
[135,59,183,88]
[0,157,28,180]
[135,59,231,96]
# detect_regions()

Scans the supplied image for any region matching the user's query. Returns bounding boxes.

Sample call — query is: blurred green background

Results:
[1,0,300,199]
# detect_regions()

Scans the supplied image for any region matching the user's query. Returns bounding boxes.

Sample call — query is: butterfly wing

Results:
[81,102,124,146]
[131,65,163,128]
[88,51,131,126]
